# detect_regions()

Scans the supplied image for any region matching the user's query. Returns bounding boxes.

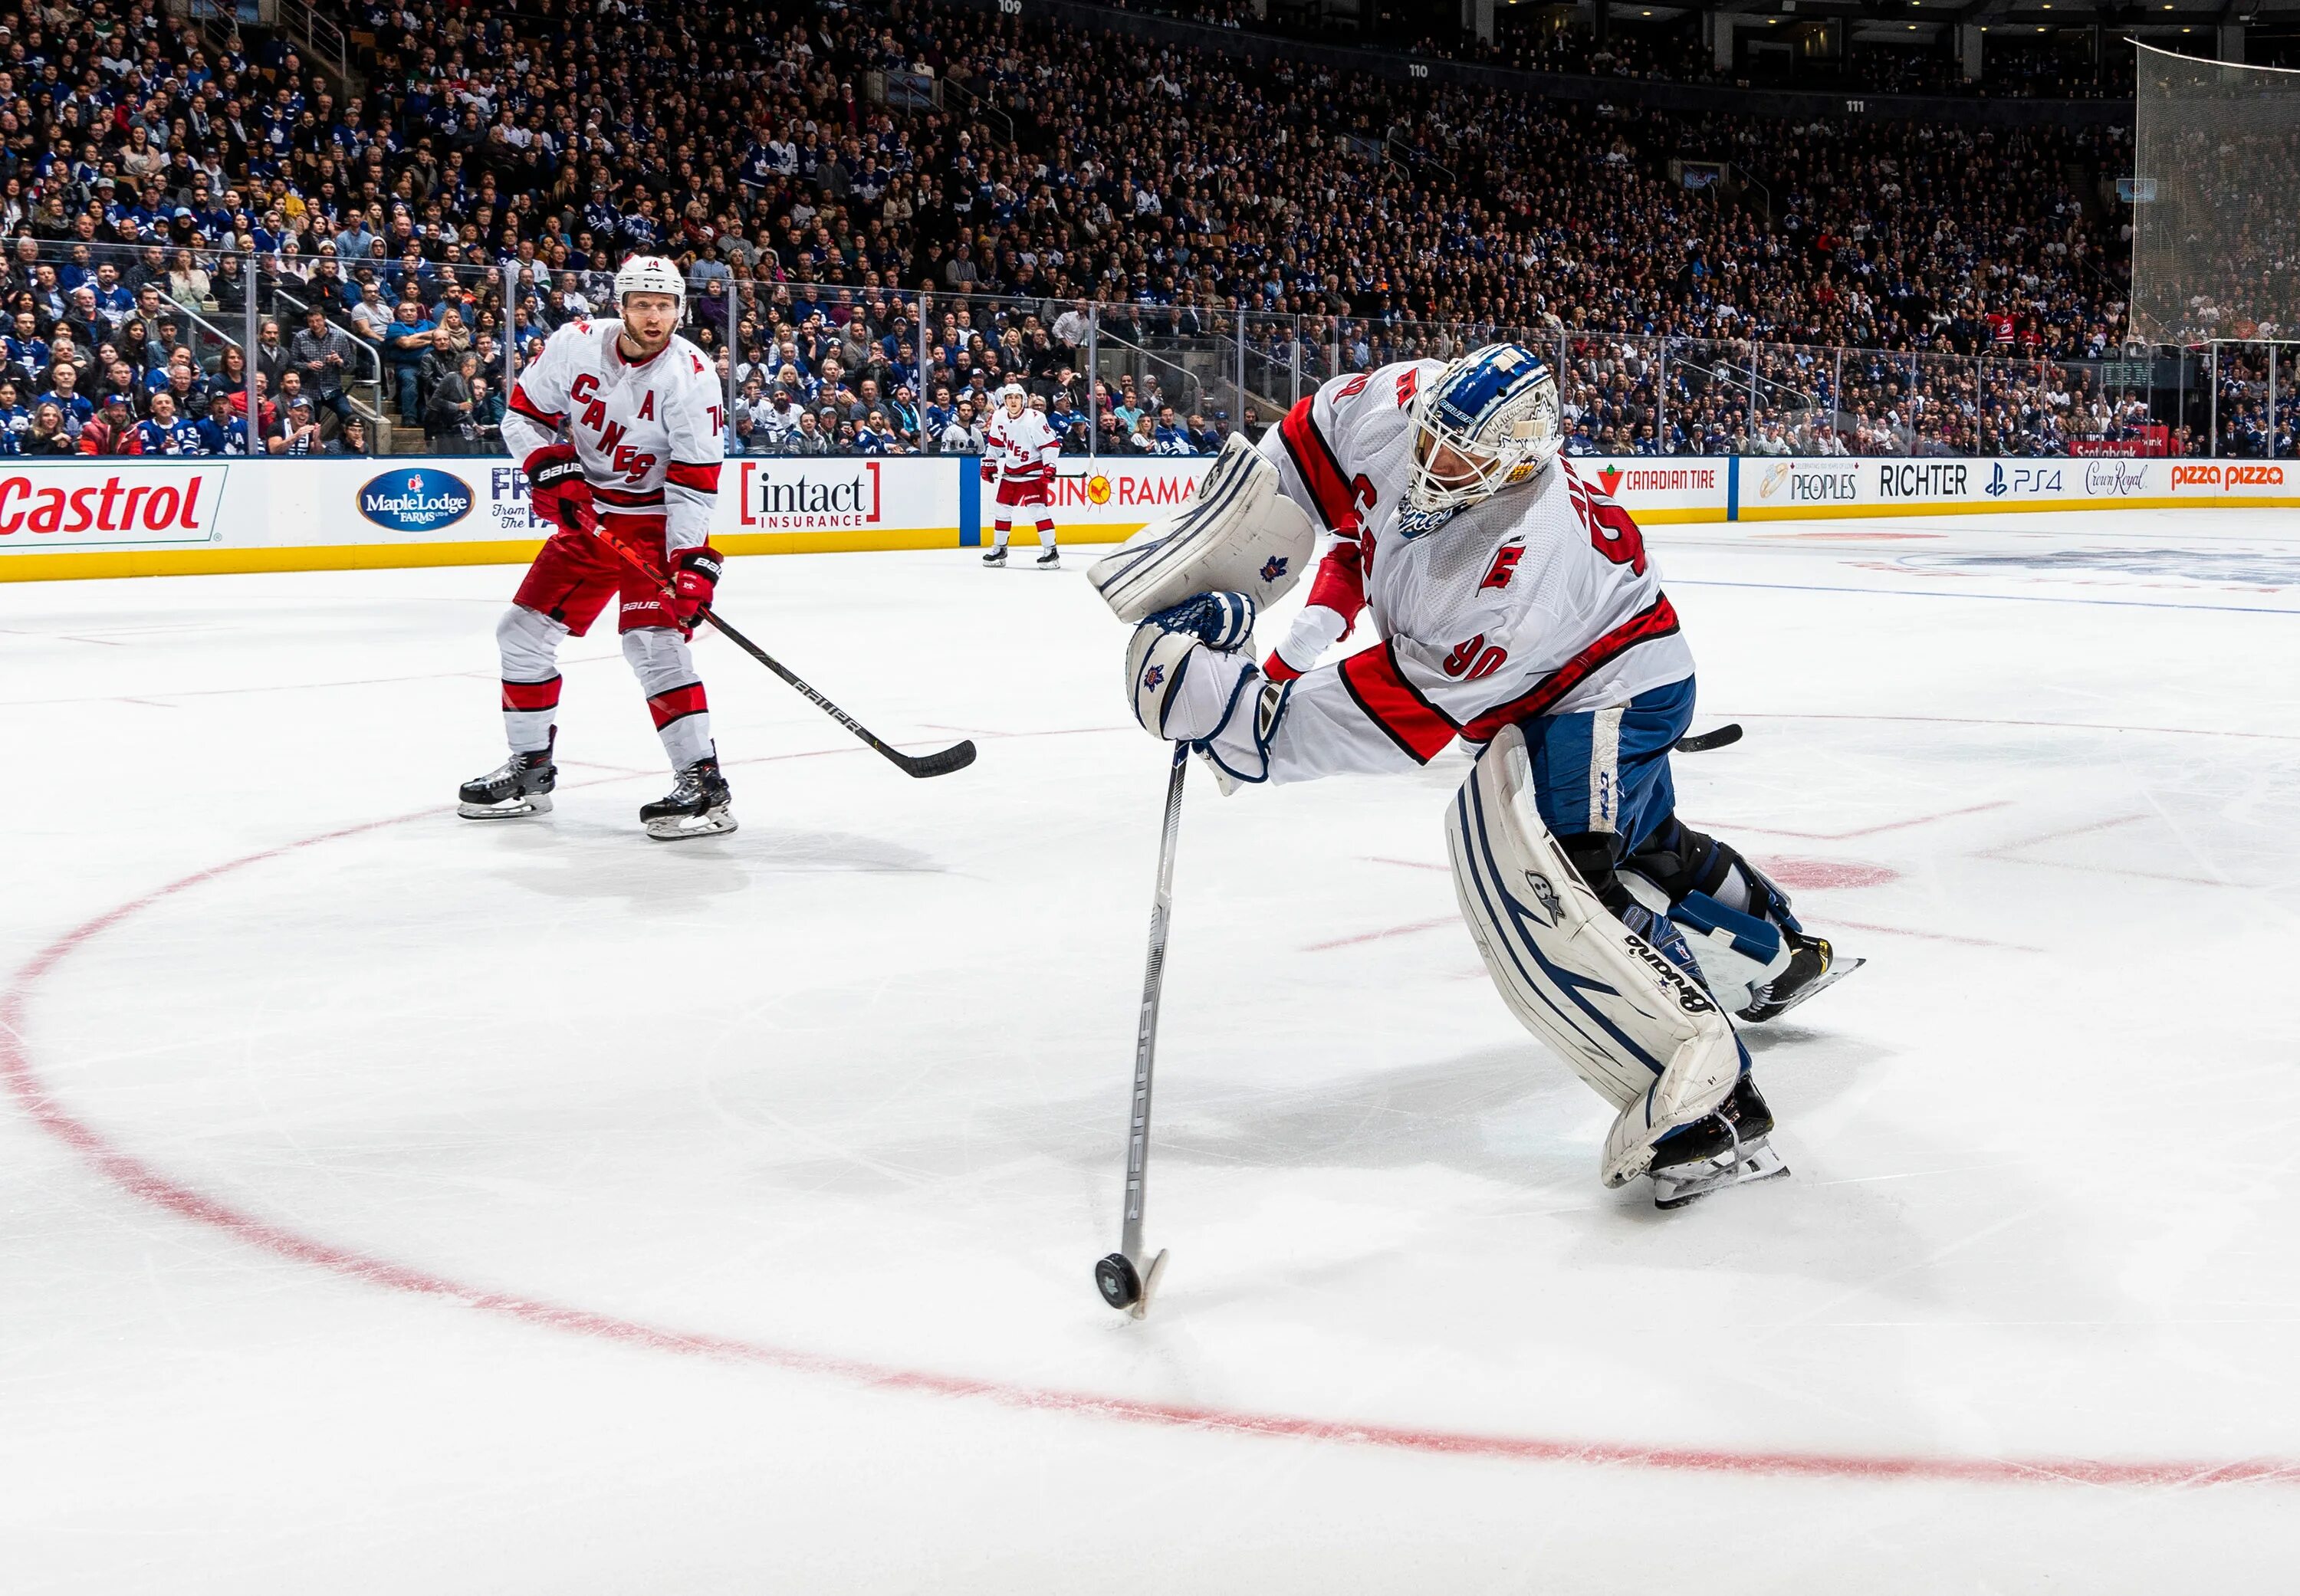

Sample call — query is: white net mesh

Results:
[2131,44,2300,345]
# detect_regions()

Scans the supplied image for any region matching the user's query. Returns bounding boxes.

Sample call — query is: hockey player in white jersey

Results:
[456,255,736,839]
[980,384,1061,567]
[1096,344,1856,1205]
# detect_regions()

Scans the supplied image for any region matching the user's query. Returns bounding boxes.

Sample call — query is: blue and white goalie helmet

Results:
[1406,343,1562,515]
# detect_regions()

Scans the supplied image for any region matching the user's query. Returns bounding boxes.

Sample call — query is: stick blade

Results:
[1129,1249,1170,1320]
[898,740,978,779]
[1676,722,1744,754]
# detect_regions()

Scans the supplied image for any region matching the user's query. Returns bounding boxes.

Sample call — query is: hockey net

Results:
[2131,44,2300,346]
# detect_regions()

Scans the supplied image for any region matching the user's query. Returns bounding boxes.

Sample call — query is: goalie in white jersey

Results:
[1099,344,1857,1206]
[980,384,1061,567]
[456,255,736,839]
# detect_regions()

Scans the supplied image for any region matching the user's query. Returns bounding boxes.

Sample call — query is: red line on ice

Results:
[3,799,2294,1493]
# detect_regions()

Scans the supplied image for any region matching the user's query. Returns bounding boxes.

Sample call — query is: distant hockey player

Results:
[1096,345,1857,1206]
[981,384,1060,566]
[457,255,735,840]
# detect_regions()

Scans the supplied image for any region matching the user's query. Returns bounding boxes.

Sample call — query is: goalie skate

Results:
[1738,933,1864,1024]
[1647,1075,1791,1209]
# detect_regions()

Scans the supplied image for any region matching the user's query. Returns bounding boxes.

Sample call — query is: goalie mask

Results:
[1405,343,1561,521]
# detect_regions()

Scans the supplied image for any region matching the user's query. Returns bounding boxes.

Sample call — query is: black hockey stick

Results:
[587,527,976,780]
[1095,742,1185,1319]
[1675,722,1744,754]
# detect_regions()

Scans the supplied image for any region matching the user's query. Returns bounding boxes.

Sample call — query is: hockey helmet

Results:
[1406,343,1560,516]
[614,253,687,313]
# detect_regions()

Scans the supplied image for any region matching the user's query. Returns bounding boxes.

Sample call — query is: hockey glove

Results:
[1147,589,1258,652]
[1126,591,1260,743]
[669,545,724,639]
[524,444,593,536]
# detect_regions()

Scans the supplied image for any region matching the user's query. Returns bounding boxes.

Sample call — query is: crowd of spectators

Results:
[0,0,2242,461]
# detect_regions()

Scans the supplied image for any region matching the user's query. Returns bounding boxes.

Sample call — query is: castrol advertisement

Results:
[0,465,226,547]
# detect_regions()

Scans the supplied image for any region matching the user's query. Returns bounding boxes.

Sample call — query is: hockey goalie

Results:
[1092,344,1858,1207]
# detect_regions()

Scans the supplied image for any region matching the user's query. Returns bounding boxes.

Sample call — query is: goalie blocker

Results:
[1089,433,1316,623]
[1447,724,1782,1199]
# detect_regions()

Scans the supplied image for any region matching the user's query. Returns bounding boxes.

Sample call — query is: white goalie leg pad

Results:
[1089,433,1315,622]
[1445,725,1743,1187]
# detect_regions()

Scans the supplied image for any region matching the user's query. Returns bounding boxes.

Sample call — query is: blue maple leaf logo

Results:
[1143,664,1165,689]
[1260,555,1290,583]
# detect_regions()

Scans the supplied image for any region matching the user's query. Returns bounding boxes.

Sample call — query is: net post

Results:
[243,248,259,457]
[2210,341,2220,458]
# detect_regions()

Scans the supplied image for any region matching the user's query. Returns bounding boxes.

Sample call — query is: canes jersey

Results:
[1250,360,1694,783]
[502,317,725,553]
[984,404,1060,482]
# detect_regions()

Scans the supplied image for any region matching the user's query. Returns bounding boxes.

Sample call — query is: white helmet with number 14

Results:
[615,254,686,313]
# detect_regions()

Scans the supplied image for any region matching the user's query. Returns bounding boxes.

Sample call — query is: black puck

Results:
[1095,1252,1142,1309]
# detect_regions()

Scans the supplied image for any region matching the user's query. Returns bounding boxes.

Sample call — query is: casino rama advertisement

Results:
[2,452,2292,581]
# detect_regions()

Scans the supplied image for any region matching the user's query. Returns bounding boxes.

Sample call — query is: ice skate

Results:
[641,755,736,840]
[981,546,1008,566]
[457,746,556,819]
[1034,546,1061,568]
[1647,1074,1791,1209]
[1737,931,1862,1024]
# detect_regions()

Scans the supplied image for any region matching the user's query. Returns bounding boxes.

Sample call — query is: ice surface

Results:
[3,507,2298,1591]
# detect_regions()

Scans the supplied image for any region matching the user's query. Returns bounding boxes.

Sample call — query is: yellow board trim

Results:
[0,523,1165,583]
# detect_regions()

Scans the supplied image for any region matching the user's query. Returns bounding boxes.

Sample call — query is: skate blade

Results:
[1651,1140,1790,1209]
[1129,1248,1170,1321]
[644,806,737,842]
[1739,956,1865,1024]
[457,793,553,819]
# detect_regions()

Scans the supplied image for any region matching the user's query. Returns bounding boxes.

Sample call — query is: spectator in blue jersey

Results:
[1152,405,1192,455]
[195,392,248,457]
[88,262,133,330]
[0,382,29,453]
[4,311,49,384]
[1185,413,1221,453]
[136,392,202,455]
[40,363,94,429]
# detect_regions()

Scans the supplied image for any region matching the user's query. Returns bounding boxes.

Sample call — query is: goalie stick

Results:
[1094,743,1185,1318]
[586,527,976,780]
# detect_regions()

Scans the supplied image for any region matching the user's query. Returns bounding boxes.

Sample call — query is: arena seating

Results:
[0,0,2262,459]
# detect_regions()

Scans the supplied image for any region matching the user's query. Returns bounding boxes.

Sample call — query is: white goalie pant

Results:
[1088,432,1315,622]
[1446,724,1743,1187]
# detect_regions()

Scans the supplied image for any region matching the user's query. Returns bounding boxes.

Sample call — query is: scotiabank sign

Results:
[0,465,223,545]
[737,459,882,529]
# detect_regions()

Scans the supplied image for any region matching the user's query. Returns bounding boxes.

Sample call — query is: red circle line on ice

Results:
[3,774,2295,1493]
